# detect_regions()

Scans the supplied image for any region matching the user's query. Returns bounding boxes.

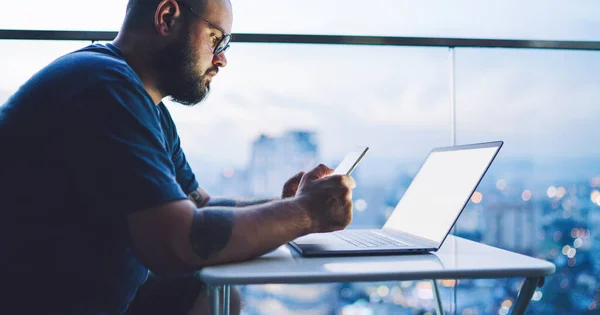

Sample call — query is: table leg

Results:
[223,285,231,315]
[210,285,221,315]
[510,277,543,315]
[431,280,445,315]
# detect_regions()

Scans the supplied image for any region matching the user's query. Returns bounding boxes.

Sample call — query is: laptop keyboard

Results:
[335,230,409,248]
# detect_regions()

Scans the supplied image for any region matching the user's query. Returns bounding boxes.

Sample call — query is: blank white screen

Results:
[334,148,367,175]
[383,146,499,244]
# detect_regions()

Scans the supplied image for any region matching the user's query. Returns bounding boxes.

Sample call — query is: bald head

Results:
[123,0,209,32]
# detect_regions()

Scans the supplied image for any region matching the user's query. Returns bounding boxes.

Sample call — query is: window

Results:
[166,43,454,313]
[166,43,452,203]
[454,48,600,314]
[3,0,600,312]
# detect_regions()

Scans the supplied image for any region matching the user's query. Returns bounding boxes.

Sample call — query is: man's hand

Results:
[295,164,356,233]
[281,171,305,198]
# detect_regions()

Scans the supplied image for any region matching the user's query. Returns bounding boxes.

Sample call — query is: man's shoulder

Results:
[53,43,140,86]
[1,44,145,120]
[15,43,154,108]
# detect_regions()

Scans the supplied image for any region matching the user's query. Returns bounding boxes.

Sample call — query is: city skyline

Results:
[210,126,600,314]
[1,2,600,313]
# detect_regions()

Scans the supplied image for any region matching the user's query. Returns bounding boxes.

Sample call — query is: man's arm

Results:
[128,198,306,275]
[187,171,304,208]
[188,187,275,208]
[207,197,278,207]
[128,165,355,276]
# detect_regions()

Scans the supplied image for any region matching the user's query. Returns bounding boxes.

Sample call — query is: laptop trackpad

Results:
[293,232,347,246]
[294,233,340,244]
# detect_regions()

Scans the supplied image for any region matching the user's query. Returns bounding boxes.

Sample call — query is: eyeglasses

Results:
[178,1,231,55]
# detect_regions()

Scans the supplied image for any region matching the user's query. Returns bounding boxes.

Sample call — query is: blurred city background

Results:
[2,0,600,314]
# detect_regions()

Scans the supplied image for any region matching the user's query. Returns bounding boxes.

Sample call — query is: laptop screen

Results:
[383,143,501,245]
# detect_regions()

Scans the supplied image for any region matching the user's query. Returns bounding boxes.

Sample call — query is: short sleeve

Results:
[171,135,200,195]
[157,103,200,195]
[64,78,188,217]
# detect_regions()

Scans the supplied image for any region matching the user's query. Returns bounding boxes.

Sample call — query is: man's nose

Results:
[213,52,227,68]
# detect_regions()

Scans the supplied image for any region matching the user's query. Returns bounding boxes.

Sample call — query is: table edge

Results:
[199,265,556,285]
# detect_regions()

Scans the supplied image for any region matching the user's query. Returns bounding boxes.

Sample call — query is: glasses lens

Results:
[214,35,231,55]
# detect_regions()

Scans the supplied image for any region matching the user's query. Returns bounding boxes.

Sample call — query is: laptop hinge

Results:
[382,227,440,249]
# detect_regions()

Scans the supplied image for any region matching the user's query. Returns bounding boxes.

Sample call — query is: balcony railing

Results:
[1,29,600,51]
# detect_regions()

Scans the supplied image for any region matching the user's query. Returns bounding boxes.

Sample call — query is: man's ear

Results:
[154,0,184,36]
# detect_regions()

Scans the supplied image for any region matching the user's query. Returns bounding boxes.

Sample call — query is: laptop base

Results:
[289,231,437,257]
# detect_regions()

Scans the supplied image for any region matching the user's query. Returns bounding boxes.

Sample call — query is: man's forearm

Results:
[188,187,279,208]
[181,198,310,268]
[207,197,278,208]
[134,164,352,276]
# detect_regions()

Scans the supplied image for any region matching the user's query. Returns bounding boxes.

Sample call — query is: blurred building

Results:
[481,202,541,255]
[216,167,251,197]
[248,131,319,197]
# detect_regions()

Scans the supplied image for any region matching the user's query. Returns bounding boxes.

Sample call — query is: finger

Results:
[302,164,334,182]
[283,172,305,198]
[292,171,305,181]
[285,172,304,187]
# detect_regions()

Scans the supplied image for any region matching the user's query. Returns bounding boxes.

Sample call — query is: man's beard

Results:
[154,33,215,106]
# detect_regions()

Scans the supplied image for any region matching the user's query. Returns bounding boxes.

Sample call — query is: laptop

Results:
[289,141,503,257]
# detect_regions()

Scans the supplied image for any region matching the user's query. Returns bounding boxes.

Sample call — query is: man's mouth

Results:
[206,68,219,78]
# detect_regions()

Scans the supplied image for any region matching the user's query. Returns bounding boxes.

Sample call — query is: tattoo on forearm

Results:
[189,190,205,207]
[191,208,235,260]
[208,197,277,208]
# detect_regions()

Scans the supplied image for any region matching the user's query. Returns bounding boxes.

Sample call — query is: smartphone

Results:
[333,147,369,175]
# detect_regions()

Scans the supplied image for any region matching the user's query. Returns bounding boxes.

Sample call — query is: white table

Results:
[199,235,556,315]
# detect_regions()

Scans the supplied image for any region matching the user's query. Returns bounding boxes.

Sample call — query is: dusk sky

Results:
[1,1,599,180]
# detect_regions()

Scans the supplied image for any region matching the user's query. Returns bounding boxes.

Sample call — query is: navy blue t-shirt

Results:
[0,43,199,314]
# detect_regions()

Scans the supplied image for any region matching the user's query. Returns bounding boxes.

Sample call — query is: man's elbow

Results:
[141,247,201,278]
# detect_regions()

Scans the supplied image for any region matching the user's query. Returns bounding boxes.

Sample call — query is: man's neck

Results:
[112,32,164,105]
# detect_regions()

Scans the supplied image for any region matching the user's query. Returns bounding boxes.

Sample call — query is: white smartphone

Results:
[333,147,369,175]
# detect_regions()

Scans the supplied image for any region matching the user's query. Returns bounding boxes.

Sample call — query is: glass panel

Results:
[455,48,600,314]
[2,0,599,41]
[166,43,451,211]
[241,281,451,315]
[165,43,453,313]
